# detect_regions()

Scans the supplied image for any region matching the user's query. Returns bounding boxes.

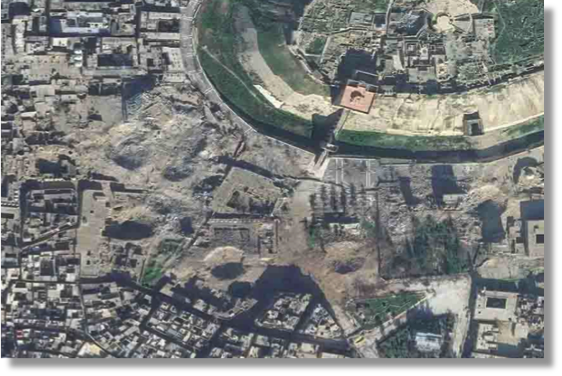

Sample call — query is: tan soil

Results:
[421,0,479,17]
[234,6,337,119]
[343,71,544,135]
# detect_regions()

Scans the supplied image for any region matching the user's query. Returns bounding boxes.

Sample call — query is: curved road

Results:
[180,2,321,155]
[180,1,257,137]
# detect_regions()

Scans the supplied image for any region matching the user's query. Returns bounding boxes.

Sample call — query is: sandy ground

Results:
[421,0,479,17]
[435,15,455,32]
[235,6,337,119]
[254,85,284,108]
[203,246,244,264]
[350,275,472,358]
[343,71,545,135]
[283,93,338,118]
[236,6,295,102]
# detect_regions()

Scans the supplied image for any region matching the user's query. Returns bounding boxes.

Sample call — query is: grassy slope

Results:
[257,25,330,97]
[200,49,313,137]
[338,114,545,151]
[502,115,544,137]
[198,0,313,137]
[336,130,473,151]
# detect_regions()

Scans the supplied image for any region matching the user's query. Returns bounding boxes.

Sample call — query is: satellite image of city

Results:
[0,0,544,359]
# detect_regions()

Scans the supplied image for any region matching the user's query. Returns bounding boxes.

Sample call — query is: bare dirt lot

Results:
[237,133,317,177]
[211,167,284,214]
[66,83,317,282]
[421,0,479,17]
[258,176,380,311]
[307,145,543,340]
[343,71,545,135]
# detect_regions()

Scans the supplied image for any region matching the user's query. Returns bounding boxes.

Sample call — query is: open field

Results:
[77,189,109,277]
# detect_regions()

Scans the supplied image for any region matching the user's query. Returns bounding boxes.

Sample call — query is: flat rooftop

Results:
[474,289,518,322]
[526,219,544,258]
[336,85,375,114]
